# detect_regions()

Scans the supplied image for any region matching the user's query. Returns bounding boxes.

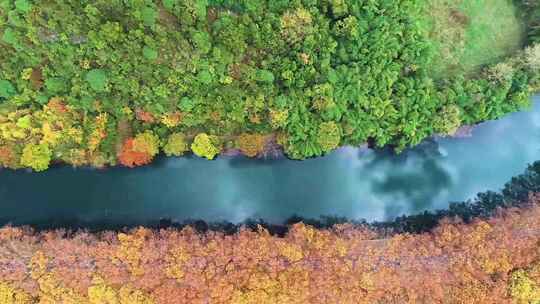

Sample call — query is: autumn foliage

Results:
[1,198,540,303]
[118,139,152,168]
[135,109,156,123]
[236,133,267,157]
[0,145,17,169]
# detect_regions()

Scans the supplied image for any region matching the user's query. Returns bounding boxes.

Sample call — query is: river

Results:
[0,95,539,229]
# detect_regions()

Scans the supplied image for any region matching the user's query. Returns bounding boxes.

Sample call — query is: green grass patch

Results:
[427,0,526,77]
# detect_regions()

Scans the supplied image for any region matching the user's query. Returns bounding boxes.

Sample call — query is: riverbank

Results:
[1,1,539,171]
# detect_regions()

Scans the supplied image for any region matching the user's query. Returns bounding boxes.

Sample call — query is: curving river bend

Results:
[1,95,539,228]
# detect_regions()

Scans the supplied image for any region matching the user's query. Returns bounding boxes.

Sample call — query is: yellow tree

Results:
[163,133,188,157]
[236,133,266,157]
[20,143,52,172]
[191,133,221,160]
[132,131,160,158]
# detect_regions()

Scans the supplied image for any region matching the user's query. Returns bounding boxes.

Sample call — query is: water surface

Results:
[1,96,539,228]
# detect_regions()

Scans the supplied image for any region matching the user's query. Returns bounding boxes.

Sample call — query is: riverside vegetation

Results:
[0,0,539,171]
[1,195,540,303]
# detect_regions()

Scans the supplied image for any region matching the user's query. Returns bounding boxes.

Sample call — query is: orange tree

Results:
[1,199,540,303]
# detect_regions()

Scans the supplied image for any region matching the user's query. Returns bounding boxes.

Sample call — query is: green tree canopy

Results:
[317,121,341,153]
[164,133,189,157]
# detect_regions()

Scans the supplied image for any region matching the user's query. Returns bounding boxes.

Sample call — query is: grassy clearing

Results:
[426,0,526,77]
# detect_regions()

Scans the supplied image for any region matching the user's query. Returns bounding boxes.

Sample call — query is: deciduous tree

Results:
[163,133,188,157]
[118,139,152,168]
[20,143,51,172]
[236,133,266,157]
[191,133,220,160]
[317,121,341,153]
[132,131,160,158]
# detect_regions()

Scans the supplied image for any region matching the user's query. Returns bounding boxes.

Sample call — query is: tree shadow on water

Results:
[360,139,442,171]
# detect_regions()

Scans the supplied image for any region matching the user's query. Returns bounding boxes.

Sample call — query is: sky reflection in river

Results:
[0,96,539,227]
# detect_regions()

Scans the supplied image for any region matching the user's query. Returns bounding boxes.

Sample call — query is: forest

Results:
[0,198,539,303]
[0,0,539,170]
[4,1,540,302]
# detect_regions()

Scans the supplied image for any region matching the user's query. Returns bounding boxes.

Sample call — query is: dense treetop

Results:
[1,200,540,303]
[0,0,539,170]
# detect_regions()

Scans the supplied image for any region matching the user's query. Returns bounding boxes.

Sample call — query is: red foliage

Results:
[0,146,16,168]
[118,138,152,168]
[47,98,67,113]
[135,109,156,123]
